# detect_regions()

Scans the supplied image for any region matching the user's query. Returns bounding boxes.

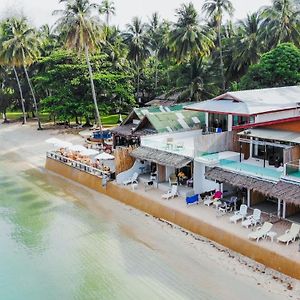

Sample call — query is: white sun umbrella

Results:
[55,141,73,148]
[68,144,87,152]
[80,148,99,156]
[45,137,61,144]
[95,152,115,160]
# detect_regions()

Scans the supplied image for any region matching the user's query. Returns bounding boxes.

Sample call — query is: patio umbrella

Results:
[45,137,61,144]
[80,148,99,156]
[94,152,115,160]
[68,145,87,152]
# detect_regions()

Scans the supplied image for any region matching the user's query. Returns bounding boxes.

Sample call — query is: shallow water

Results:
[0,149,286,300]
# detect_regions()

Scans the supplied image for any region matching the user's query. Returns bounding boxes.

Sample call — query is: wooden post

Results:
[264,143,267,168]
[283,201,286,219]
[277,199,281,217]
[247,189,251,207]
[239,142,242,162]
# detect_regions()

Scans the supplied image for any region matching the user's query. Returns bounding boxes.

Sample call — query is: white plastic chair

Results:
[248,222,273,242]
[162,185,178,200]
[277,223,300,245]
[242,209,261,228]
[229,204,248,224]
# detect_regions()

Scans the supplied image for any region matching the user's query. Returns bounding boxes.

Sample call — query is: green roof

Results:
[135,110,205,133]
[134,102,193,119]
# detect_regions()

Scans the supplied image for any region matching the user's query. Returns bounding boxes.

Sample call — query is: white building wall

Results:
[255,109,300,123]
[193,161,218,194]
[165,166,175,181]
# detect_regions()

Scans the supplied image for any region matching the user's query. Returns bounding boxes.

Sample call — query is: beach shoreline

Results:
[1,122,300,299]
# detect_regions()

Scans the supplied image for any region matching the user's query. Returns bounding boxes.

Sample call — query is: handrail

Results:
[46,151,110,178]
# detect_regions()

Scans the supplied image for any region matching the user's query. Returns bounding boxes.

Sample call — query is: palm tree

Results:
[169,3,214,63]
[261,0,300,47]
[123,17,150,102]
[99,0,115,26]
[0,18,42,128]
[202,0,234,91]
[230,13,264,75]
[53,0,103,128]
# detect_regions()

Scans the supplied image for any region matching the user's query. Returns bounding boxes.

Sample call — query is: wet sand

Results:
[1,122,300,300]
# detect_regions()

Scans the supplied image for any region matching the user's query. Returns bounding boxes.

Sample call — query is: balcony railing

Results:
[47,151,110,178]
[285,160,300,180]
[219,159,283,181]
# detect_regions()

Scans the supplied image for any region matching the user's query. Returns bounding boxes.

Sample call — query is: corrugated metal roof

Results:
[131,146,192,168]
[238,128,300,144]
[134,102,193,119]
[144,111,205,133]
[186,86,300,115]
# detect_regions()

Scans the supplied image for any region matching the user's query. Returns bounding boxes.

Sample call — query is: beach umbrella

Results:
[80,148,99,156]
[45,137,61,144]
[95,152,115,160]
[55,141,73,148]
[68,144,87,152]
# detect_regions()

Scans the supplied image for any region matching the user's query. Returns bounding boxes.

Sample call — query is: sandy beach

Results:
[1,122,300,300]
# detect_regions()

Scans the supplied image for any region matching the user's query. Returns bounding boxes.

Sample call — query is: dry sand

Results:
[1,122,300,300]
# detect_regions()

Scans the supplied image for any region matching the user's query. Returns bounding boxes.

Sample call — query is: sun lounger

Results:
[186,194,200,206]
[242,209,261,228]
[162,185,178,200]
[248,222,273,242]
[277,223,300,245]
[229,204,247,224]
[123,172,138,185]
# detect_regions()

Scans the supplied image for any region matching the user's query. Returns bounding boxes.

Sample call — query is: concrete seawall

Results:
[45,157,300,280]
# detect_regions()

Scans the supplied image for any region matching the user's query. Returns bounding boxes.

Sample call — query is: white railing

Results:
[47,151,110,178]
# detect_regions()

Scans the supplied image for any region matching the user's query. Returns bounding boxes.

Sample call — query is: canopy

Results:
[46,138,73,148]
[131,146,192,168]
[95,152,115,160]
[68,145,87,152]
[80,149,99,156]
[205,167,275,195]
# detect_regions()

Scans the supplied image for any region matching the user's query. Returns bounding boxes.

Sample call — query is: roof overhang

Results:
[131,147,192,168]
[205,167,276,194]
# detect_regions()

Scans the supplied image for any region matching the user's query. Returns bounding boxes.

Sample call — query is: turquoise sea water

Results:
[0,150,286,300]
[0,156,210,300]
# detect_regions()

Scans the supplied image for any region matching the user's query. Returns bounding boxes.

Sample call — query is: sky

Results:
[0,0,272,28]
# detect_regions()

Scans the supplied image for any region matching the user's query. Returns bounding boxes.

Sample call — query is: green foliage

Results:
[36,50,135,122]
[240,43,300,89]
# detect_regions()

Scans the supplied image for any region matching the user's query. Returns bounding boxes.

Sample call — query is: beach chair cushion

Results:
[186,194,199,206]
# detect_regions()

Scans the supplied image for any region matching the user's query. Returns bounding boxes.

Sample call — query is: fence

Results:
[46,151,110,178]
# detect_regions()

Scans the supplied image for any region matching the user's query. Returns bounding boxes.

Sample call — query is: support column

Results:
[205,112,209,132]
[247,189,251,207]
[277,199,281,217]
[249,137,253,158]
[227,114,233,132]
[283,201,286,219]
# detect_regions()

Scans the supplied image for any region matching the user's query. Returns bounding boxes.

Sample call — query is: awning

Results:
[269,181,300,206]
[238,128,300,144]
[205,167,275,195]
[131,147,192,168]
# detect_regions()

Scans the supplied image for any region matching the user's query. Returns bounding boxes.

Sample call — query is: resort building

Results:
[111,103,202,148]
[185,85,300,132]
[118,86,300,221]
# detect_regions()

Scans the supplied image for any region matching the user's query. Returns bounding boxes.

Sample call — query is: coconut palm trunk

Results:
[22,65,42,130]
[13,66,26,124]
[217,20,226,91]
[84,44,102,129]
